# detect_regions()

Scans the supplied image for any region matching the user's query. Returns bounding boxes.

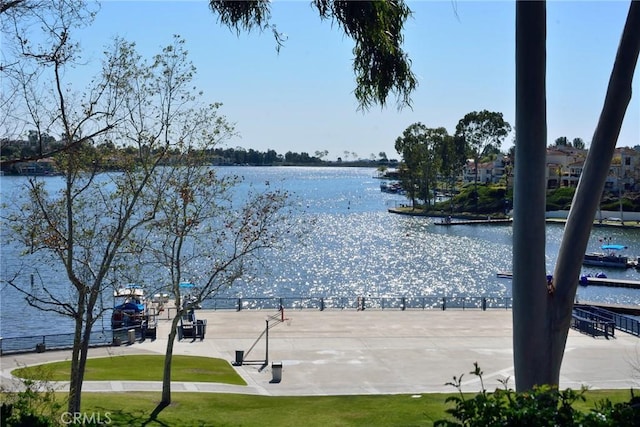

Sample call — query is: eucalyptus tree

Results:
[515,0,640,390]
[454,110,511,213]
[209,0,416,110]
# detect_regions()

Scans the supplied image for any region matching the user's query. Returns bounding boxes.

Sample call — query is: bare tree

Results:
[140,152,299,405]
[0,0,113,166]
[2,33,226,413]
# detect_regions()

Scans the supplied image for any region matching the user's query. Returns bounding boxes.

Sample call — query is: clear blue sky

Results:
[74,0,638,161]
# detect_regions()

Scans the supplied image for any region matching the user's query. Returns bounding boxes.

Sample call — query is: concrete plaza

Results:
[1,309,639,396]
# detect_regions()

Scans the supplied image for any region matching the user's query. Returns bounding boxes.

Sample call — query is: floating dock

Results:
[497,272,640,290]
[434,218,513,226]
[582,276,640,289]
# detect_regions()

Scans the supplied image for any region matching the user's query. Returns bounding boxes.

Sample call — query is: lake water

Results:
[2,166,640,338]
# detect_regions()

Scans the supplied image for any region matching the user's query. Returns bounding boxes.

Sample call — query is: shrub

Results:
[546,187,575,211]
[434,363,640,426]
[0,365,63,427]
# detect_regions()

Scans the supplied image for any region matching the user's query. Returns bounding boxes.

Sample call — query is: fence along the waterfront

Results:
[199,295,513,312]
[0,295,513,355]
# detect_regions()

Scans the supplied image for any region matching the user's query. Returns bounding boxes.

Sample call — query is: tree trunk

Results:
[161,314,183,405]
[67,288,102,413]
[68,291,86,413]
[513,0,551,391]
[551,0,640,382]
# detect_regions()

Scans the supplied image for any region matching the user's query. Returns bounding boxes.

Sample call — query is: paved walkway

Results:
[2,310,640,396]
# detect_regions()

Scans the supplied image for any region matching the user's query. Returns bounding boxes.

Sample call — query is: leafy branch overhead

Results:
[208,0,417,110]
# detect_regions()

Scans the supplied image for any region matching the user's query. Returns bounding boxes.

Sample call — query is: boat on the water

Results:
[111,285,147,328]
[583,244,633,269]
[380,181,405,194]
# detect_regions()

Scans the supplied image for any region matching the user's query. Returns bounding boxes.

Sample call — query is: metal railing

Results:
[0,330,113,356]
[571,307,616,338]
[201,295,513,312]
[575,305,640,337]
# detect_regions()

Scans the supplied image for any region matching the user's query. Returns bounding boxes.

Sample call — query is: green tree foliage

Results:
[438,184,508,215]
[439,134,467,196]
[209,0,417,110]
[573,137,586,149]
[394,122,427,207]
[395,123,462,208]
[554,136,570,147]
[550,136,586,149]
[455,110,511,213]
[546,187,576,211]
[395,123,449,207]
[0,365,63,427]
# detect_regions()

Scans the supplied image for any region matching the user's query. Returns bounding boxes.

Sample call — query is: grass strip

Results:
[80,392,452,426]
[12,355,246,385]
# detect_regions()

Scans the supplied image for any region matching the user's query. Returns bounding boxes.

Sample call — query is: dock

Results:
[582,276,640,289]
[497,272,640,290]
[434,218,513,226]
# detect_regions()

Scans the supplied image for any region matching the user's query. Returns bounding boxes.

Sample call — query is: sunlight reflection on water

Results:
[2,166,640,336]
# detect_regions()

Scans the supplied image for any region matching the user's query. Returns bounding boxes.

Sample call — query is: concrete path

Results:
[2,310,640,396]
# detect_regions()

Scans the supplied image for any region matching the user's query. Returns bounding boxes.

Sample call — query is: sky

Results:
[65,1,640,160]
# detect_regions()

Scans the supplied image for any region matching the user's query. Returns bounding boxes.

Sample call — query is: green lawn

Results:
[12,355,246,385]
[5,389,629,427]
[82,392,452,426]
[6,355,636,426]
